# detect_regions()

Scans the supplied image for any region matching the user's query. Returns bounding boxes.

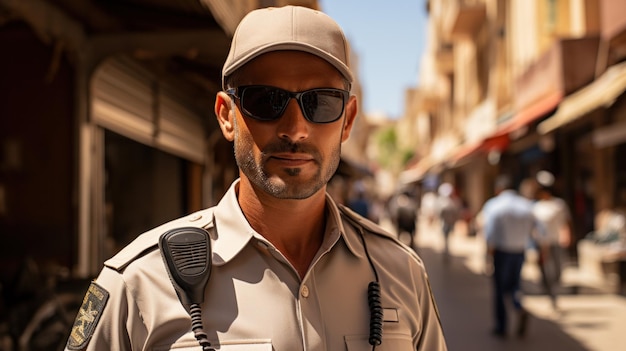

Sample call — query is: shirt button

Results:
[301,285,309,298]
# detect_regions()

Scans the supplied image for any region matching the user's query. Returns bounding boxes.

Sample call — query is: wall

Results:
[0,23,75,277]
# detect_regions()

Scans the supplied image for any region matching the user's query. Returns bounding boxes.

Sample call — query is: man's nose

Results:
[277,99,309,142]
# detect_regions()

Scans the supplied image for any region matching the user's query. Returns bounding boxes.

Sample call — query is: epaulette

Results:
[104,208,215,271]
[339,204,422,262]
[338,204,395,239]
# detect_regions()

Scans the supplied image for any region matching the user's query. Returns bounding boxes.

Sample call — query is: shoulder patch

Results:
[67,282,109,350]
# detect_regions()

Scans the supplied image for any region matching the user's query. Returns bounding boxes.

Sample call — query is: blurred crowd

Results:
[330,171,626,297]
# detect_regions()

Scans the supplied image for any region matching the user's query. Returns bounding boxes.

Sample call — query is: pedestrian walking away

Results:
[389,189,419,250]
[64,5,447,351]
[436,182,461,259]
[532,170,572,310]
[480,175,543,339]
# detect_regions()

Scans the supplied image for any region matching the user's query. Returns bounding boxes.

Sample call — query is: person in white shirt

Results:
[532,171,572,310]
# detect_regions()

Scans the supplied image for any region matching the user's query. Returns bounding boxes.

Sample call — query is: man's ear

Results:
[341,95,358,143]
[215,91,235,141]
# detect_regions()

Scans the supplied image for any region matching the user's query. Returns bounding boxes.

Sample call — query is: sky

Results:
[319,0,429,119]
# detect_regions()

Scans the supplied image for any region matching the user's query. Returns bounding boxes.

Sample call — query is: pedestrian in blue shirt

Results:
[481,175,542,338]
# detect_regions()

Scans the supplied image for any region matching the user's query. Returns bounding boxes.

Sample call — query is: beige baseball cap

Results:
[222,6,353,88]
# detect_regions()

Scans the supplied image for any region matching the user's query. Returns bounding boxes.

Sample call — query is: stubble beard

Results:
[233,126,340,200]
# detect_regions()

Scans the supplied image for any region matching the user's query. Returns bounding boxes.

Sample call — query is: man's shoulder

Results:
[337,203,421,254]
[338,204,395,239]
[104,208,215,272]
[337,205,425,272]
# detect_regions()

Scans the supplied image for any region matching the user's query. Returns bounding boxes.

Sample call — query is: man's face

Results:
[226,51,356,200]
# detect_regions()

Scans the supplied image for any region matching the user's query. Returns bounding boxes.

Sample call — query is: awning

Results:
[451,133,509,165]
[538,61,626,134]
[451,90,562,165]
[499,90,563,135]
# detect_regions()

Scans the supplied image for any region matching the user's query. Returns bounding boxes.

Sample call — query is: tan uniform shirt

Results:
[67,180,447,351]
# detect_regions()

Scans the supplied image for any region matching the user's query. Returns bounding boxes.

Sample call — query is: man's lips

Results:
[269,153,314,166]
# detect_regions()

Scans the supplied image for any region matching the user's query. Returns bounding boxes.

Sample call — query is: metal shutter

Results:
[91,56,205,164]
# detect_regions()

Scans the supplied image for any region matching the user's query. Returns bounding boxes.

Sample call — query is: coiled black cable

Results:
[189,303,215,351]
[367,281,383,347]
[357,224,383,350]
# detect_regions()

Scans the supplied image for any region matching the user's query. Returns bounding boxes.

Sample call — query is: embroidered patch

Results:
[67,282,109,350]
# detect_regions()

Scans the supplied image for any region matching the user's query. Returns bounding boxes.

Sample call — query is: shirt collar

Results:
[324,192,364,259]
[210,179,361,266]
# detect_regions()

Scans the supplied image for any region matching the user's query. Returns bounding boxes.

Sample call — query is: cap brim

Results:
[222,43,353,87]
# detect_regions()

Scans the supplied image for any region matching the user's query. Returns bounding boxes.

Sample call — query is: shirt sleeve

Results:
[65,267,135,351]
[416,267,448,351]
[482,206,497,248]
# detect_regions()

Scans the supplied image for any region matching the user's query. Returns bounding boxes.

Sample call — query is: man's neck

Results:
[236,180,327,279]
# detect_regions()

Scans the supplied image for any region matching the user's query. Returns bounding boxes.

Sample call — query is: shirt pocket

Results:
[156,339,272,351]
[345,333,413,351]
[213,341,272,351]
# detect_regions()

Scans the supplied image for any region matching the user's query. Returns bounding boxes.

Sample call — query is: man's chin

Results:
[264,176,321,200]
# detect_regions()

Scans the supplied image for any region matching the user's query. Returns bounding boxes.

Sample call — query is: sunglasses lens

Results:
[241,86,289,121]
[301,90,346,123]
[237,86,347,123]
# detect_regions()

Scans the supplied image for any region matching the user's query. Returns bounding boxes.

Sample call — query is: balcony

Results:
[435,42,454,74]
[442,0,487,39]
[514,36,600,112]
[457,36,602,160]
[599,0,626,40]
[598,0,626,67]
[451,3,486,38]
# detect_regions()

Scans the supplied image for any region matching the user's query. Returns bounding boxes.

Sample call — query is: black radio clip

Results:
[159,227,215,351]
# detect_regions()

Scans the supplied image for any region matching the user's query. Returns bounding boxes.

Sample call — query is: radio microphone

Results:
[159,227,215,351]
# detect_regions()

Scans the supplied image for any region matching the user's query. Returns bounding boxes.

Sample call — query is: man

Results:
[532,171,572,310]
[65,6,447,351]
[389,189,419,249]
[436,182,461,258]
[481,175,541,338]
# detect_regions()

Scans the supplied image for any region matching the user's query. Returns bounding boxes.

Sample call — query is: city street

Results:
[393,220,626,351]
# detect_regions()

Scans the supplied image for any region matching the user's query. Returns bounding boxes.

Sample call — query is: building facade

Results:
[403,0,626,248]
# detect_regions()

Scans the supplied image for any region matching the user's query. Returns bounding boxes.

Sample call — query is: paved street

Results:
[382,218,626,351]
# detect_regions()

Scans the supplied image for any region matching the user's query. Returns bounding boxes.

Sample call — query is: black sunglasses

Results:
[227,85,349,124]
